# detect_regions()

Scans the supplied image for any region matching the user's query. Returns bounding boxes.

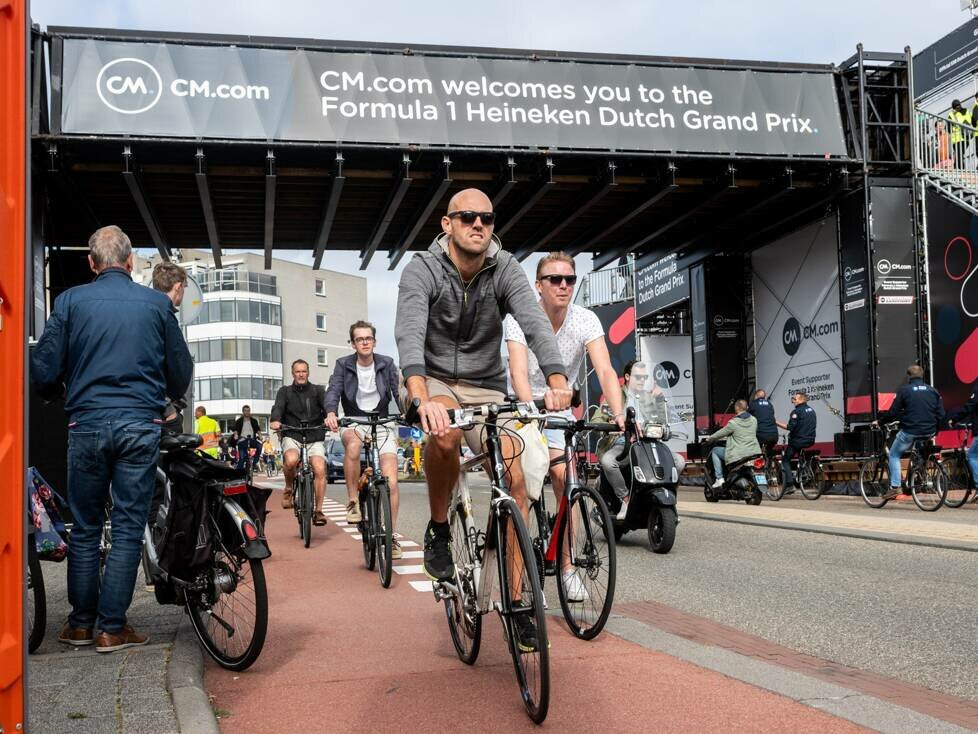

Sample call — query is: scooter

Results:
[699,438,765,505]
[595,407,680,553]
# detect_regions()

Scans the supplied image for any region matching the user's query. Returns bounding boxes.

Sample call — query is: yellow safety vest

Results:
[195,415,221,458]
[950,109,970,143]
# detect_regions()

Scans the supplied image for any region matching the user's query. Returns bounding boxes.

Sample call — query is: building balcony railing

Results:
[199,269,278,296]
[574,261,634,308]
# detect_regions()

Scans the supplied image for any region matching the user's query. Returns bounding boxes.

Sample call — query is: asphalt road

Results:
[391,475,978,704]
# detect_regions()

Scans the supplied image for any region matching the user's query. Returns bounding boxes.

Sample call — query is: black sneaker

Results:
[423,523,455,581]
[513,614,538,653]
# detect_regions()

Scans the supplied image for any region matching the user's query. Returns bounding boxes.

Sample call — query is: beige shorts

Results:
[341,422,398,456]
[414,376,506,452]
[280,436,326,459]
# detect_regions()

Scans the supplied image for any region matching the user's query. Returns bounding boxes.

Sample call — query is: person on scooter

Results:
[706,400,762,489]
[776,391,817,490]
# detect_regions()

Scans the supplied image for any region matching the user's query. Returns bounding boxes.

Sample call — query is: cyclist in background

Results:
[949,380,978,486]
[776,391,816,490]
[749,389,778,460]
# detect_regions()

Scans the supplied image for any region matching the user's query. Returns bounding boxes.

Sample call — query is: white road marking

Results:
[409,580,433,592]
[397,551,424,559]
[398,540,419,548]
[341,527,358,533]
[393,564,425,575]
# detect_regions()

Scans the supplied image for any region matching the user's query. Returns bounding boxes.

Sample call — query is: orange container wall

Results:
[0,0,28,730]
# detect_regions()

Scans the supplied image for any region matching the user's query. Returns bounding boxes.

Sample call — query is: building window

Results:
[317,348,328,367]
[195,298,281,326]
[189,337,283,364]
[316,313,327,332]
[314,278,326,297]
[194,377,283,403]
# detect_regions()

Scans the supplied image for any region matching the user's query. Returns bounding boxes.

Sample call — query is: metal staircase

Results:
[914,107,978,216]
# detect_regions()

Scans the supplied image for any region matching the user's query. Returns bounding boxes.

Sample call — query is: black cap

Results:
[953,99,963,108]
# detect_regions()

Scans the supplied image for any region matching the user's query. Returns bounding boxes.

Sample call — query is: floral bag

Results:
[27,467,69,561]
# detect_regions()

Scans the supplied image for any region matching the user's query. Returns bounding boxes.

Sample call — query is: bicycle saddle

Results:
[161,433,203,452]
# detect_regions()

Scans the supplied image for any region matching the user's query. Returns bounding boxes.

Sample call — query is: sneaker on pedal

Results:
[882,487,900,500]
[423,522,455,581]
[391,537,403,560]
[711,478,724,489]
[562,570,588,603]
[346,500,362,523]
[513,614,539,653]
[281,490,293,510]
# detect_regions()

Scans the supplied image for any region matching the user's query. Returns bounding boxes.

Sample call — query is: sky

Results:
[32,0,970,356]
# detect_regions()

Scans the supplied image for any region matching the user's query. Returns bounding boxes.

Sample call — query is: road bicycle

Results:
[765,436,825,501]
[278,424,322,548]
[406,397,550,723]
[340,413,398,588]
[858,422,948,511]
[941,422,976,508]
[526,413,617,640]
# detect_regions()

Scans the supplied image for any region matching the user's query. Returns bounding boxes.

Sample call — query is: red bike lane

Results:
[204,491,866,733]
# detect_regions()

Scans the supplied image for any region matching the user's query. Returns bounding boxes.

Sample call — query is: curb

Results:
[681,510,978,553]
[166,618,221,734]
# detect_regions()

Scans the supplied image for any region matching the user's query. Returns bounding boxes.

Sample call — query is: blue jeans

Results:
[710,446,726,480]
[968,437,978,487]
[782,444,800,487]
[887,430,920,490]
[237,438,259,470]
[67,418,161,633]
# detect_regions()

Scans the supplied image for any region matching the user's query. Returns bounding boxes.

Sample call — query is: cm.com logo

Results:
[782,316,839,356]
[653,360,691,389]
[96,58,163,115]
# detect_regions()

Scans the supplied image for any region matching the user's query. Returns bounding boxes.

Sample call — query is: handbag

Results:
[515,420,550,502]
[27,467,69,561]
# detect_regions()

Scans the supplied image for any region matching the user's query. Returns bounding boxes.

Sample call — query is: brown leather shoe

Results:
[313,511,328,526]
[281,490,293,509]
[58,623,94,646]
[95,625,148,653]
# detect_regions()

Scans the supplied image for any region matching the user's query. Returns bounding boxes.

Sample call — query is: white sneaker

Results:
[616,501,628,520]
[711,478,724,489]
[562,571,588,603]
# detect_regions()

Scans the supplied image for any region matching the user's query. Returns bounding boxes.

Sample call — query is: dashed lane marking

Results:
[342,527,358,533]
[392,564,425,575]
[409,580,434,592]
[397,551,424,559]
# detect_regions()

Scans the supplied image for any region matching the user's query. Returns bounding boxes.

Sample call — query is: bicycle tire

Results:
[942,452,973,508]
[27,542,46,653]
[496,497,550,724]
[301,475,313,548]
[375,479,394,588]
[911,456,947,512]
[765,473,785,501]
[186,552,268,671]
[800,458,825,500]
[361,486,377,570]
[556,485,616,640]
[293,478,304,540]
[858,456,891,508]
[525,498,549,587]
[445,499,481,665]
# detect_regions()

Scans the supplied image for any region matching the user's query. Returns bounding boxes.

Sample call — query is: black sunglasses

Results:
[539,274,578,286]
[447,210,496,226]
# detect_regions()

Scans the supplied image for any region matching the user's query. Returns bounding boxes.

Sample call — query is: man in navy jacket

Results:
[325,320,403,557]
[32,225,192,652]
[949,381,978,486]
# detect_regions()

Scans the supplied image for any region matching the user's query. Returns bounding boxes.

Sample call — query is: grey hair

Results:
[88,225,132,268]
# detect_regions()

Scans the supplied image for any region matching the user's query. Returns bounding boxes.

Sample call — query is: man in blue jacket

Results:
[32,226,192,653]
[879,365,946,499]
[325,320,403,558]
[748,389,779,460]
[949,381,978,486]
[776,391,817,489]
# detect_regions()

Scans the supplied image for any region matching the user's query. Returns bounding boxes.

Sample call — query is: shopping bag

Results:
[515,420,549,502]
[27,467,69,561]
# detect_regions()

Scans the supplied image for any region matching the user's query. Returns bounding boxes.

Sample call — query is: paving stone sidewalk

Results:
[28,559,185,733]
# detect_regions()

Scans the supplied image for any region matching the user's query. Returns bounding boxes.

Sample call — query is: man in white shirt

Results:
[505,251,625,602]
[325,321,403,558]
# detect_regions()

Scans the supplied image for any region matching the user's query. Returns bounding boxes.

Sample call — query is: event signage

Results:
[751,218,844,445]
[635,253,689,320]
[641,335,694,456]
[57,38,848,156]
[912,14,978,99]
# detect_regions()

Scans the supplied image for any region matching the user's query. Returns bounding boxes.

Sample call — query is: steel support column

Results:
[263,150,276,269]
[194,148,222,269]
[389,155,451,270]
[121,145,170,259]
[361,154,412,269]
[312,152,345,271]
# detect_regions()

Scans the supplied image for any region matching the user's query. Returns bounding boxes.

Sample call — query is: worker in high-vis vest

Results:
[970,92,978,153]
[949,99,970,166]
[194,405,221,458]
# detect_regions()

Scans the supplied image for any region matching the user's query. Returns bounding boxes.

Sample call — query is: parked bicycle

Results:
[525,412,617,640]
[941,421,976,508]
[765,436,825,501]
[340,413,398,588]
[406,397,550,724]
[278,423,322,548]
[858,421,948,511]
[27,534,45,653]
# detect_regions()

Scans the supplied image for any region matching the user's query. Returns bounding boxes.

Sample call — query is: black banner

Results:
[635,253,689,320]
[838,191,874,419]
[690,264,710,431]
[56,37,847,156]
[913,14,978,100]
[925,188,978,409]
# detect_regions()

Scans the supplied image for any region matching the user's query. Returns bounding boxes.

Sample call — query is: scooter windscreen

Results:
[624,360,692,456]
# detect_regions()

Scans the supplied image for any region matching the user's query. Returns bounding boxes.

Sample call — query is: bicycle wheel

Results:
[765,465,785,501]
[293,479,304,540]
[186,550,268,671]
[556,485,616,639]
[496,497,550,724]
[301,476,313,548]
[27,542,46,653]
[525,498,548,587]
[858,456,891,508]
[911,456,947,512]
[799,458,825,500]
[445,498,481,665]
[942,452,973,508]
[361,486,376,570]
[375,480,394,588]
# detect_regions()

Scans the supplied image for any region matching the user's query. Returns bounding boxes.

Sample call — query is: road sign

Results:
[410,427,423,440]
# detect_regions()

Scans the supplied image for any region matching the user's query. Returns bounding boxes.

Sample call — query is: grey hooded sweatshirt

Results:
[395,234,565,393]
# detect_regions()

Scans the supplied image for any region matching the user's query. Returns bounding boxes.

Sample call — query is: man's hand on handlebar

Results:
[543,387,573,412]
[418,400,454,437]
[326,412,339,432]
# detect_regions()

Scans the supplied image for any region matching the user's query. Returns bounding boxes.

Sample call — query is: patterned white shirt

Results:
[504,303,604,398]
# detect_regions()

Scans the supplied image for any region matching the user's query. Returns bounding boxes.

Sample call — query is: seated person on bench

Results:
[706,400,761,488]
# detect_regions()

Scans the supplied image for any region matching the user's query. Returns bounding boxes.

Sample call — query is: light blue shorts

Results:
[543,409,575,452]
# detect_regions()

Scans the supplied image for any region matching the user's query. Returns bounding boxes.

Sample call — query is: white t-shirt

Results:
[356,362,380,412]
[503,304,604,399]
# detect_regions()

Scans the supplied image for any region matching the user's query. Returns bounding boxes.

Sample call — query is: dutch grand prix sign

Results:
[57,38,847,156]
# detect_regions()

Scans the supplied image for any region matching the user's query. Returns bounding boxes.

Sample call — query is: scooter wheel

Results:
[704,487,719,503]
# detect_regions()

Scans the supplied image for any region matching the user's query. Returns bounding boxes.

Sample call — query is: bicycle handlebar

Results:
[276,423,326,433]
[403,396,548,429]
[338,414,393,428]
